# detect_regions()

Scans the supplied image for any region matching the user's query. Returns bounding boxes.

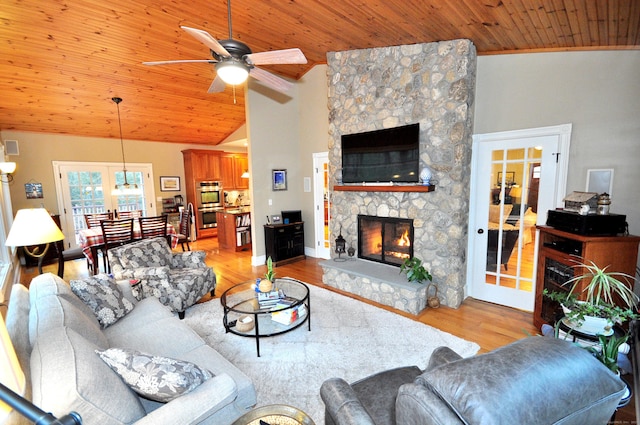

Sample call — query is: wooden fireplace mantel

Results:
[333,184,435,193]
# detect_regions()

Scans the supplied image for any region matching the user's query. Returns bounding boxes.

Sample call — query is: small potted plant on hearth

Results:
[400,257,440,307]
[544,259,638,336]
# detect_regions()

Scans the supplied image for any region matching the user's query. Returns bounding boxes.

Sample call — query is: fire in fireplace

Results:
[357,215,414,267]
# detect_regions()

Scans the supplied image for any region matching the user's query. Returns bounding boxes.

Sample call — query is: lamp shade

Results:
[0,162,16,174]
[0,314,26,420]
[5,208,64,247]
[216,61,249,86]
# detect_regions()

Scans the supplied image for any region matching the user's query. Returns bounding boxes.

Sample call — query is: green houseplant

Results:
[400,257,432,284]
[587,333,629,374]
[259,256,276,292]
[544,259,638,335]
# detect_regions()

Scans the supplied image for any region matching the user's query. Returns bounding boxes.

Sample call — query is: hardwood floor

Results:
[20,237,636,423]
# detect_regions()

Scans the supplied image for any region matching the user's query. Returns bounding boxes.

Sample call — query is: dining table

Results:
[78,224,178,275]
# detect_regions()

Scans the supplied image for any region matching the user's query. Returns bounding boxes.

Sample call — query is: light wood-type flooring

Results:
[20,237,635,423]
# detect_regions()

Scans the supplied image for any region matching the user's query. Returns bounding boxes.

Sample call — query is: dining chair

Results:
[176,208,192,251]
[116,210,142,219]
[100,218,134,272]
[138,215,169,244]
[84,212,113,229]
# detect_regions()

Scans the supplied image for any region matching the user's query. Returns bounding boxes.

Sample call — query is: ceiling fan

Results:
[143,0,307,93]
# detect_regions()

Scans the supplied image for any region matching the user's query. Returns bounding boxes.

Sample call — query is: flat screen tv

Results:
[341,123,419,184]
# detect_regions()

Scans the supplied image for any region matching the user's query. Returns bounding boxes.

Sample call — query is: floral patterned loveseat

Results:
[107,237,216,318]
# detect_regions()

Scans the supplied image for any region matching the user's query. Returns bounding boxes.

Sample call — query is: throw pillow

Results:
[96,347,213,402]
[70,274,134,329]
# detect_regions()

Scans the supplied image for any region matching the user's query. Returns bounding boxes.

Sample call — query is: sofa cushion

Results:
[415,337,625,425]
[70,274,134,329]
[29,293,107,349]
[96,347,213,402]
[31,327,146,425]
[488,204,513,224]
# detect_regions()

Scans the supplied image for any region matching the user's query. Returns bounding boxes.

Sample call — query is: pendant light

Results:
[111,97,141,195]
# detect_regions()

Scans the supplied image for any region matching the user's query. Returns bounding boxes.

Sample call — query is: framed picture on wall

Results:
[272,169,287,191]
[160,176,181,192]
[497,171,515,187]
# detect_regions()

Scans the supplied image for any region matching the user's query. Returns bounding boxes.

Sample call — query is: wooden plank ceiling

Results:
[1,0,638,146]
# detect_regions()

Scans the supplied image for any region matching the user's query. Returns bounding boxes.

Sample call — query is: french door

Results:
[468,125,571,311]
[53,161,156,250]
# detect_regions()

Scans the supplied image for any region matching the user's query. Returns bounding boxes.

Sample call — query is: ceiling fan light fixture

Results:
[216,61,249,86]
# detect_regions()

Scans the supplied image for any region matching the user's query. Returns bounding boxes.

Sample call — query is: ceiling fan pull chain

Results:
[233,85,237,104]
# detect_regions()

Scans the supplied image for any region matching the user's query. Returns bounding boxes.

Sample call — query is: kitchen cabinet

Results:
[217,210,251,251]
[264,222,305,266]
[221,153,249,190]
[182,149,223,238]
[533,226,640,329]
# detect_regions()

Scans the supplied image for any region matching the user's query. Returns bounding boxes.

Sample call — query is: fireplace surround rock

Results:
[325,39,476,309]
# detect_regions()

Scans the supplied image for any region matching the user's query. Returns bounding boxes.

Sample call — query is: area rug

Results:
[183,280,480,423]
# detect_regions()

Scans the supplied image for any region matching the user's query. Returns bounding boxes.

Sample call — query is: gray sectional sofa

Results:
[6,272,256,425]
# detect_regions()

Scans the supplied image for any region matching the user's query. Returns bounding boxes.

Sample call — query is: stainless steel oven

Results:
[196,181,223,209]
[198,206,223,229]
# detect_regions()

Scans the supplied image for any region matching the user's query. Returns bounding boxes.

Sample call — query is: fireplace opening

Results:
[357,215,414,267]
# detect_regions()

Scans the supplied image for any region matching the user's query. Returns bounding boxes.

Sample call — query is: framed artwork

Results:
[497,171,515,187]
[160,176,181,192]
[272,169,287,191]
[586,168,614,196]
[25,182,43,199]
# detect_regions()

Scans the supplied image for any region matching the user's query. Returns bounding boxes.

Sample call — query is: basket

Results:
[236,315,255,332]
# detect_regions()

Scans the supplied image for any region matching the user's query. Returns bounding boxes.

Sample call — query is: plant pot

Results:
[259,279,273,293]
[561,303,614,336]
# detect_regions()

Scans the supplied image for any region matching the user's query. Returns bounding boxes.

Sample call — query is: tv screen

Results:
[341,123,419,183]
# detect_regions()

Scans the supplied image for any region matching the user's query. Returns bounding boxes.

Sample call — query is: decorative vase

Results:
[259,279,273,293]
[419,166,432,186]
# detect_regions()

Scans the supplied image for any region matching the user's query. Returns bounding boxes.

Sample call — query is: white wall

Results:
[475,51,640,264]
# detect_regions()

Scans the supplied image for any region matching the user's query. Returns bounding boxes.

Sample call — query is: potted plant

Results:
[544,259,638,335]
[400,257,432,284]
[587,333,629,374]
[259,256,276,292]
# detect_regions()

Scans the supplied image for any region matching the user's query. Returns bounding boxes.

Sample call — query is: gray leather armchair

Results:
[321,336,626,425]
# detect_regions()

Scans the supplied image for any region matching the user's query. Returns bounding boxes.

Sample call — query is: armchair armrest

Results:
[425,346,463,371]
[172,251,207,269]
[320,378,376,425]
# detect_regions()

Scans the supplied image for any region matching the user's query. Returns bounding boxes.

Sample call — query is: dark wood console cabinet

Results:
[533,226,640,329]
[264,222,305,266]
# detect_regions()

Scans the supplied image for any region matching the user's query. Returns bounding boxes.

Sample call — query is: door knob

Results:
[477,228,484,234]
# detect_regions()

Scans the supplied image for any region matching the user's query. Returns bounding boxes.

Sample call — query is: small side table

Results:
[231,404,315,425]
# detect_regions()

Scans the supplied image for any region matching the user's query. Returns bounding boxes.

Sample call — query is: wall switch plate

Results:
[268,199,272,206]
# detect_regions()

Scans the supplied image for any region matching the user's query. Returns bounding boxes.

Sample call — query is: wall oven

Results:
[196,181,223,209]
[196,181,223,229]
[198,207,222,229]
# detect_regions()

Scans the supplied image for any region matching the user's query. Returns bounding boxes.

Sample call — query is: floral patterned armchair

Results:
[107,237,216,318]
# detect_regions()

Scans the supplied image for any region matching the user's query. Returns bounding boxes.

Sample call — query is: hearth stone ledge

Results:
[319,259,427,315]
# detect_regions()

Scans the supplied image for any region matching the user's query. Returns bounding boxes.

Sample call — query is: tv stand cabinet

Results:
[264,222,305,266]
[533,226,640,330]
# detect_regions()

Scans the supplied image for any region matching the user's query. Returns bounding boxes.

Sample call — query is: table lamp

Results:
[5,209,65,275]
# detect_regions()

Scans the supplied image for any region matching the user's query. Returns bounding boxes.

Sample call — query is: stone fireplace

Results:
[358,215,413,267]
[321,39,477,311]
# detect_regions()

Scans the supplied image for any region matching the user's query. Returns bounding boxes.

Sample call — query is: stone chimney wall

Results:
[326,40,476,308]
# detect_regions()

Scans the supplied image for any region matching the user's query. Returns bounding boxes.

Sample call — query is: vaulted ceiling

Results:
[1,1,638,145]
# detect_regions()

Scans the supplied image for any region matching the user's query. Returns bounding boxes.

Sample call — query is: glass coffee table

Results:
[221,277,311,357]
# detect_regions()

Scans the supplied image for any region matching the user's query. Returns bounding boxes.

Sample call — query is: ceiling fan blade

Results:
[143,59,216,66]
[249,67,293,93]
[246,48,307,65]
[180,26,230,57]
[208,76,226,93]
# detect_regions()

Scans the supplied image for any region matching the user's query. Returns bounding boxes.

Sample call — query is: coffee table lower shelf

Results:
[231,404,316,425]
